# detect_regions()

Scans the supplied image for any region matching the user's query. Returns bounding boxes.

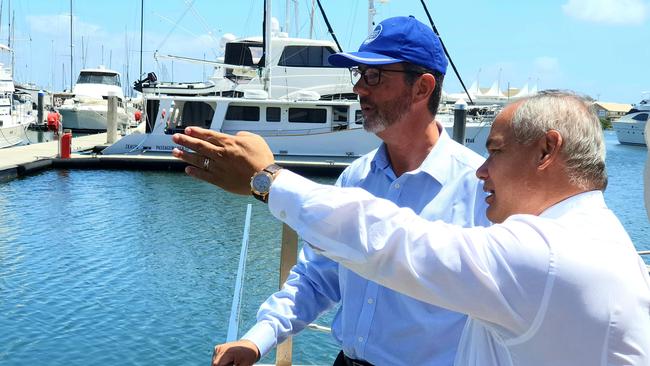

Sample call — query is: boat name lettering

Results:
[155,145,187,151]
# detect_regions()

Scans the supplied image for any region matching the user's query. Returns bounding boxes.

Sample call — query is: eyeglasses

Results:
[349,66,424,86]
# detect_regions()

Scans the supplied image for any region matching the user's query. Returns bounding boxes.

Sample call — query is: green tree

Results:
[600,117,612,130]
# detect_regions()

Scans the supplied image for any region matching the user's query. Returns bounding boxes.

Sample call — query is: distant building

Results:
[594,102,632,122]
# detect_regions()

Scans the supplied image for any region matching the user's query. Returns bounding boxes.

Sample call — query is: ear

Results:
[412,73,436,104]
[538,129,562,170]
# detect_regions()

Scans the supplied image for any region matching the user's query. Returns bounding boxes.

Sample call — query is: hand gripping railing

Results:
[226,204,253,342]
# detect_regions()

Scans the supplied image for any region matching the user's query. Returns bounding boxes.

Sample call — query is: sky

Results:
[2,0,649,103]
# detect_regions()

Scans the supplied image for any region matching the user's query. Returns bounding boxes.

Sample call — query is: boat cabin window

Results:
[278,46,337,68]
[146,100,160,133]
[288,108,326,123]
[224,42,263,67]
[632,113,648,121]
[225,105,260,121]
[181,101,215,128]
[266,107,281,122]
[164,101,215,134]
[332,106,348,122]
[77,72,121,87]
[354,110,364,125]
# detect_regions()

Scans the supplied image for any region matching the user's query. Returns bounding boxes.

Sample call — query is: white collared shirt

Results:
[269,171,650,365]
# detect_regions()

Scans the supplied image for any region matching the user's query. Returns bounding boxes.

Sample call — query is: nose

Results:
[353,79,370,97]
[476,159,488,181]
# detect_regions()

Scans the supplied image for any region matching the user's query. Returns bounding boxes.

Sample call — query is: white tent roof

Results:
[483,81,505,98]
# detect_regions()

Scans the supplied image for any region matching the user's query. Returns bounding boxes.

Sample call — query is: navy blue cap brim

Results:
[328,51,403,67]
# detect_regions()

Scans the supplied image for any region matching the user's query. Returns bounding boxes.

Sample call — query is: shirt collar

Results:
[370,122,453,184]
[539,190,607,219]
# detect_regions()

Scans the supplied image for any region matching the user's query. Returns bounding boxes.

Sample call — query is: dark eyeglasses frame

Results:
[349,66,424,86]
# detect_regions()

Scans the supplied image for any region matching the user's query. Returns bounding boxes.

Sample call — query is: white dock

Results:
[0,132,350,182]
[0,133,116,180]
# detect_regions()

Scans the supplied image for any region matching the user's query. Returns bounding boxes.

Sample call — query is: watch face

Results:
[252,173,272,193]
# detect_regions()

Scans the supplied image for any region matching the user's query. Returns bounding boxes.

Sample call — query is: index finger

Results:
[171,132,209,153]
[184,126,234,144]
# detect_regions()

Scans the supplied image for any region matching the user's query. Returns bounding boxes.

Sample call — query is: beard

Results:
[360,91,413,133]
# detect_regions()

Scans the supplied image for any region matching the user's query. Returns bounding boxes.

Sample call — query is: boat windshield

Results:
[77,72,121,87]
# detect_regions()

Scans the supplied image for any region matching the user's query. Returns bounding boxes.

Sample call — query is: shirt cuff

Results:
[268,170,320,226]
[241,322,278,359]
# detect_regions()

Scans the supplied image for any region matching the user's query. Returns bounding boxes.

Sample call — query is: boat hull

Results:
[613,120,647,146]
[0,123,27,148]
[60,105,129,132]
[102,124,489,158]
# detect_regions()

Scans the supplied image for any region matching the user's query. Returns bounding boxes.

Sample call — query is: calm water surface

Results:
[1,131,648,365]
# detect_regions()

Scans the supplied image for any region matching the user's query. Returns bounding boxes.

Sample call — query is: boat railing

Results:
[226,203,253,342]
[227,205,331,366]
[639,251,650,274]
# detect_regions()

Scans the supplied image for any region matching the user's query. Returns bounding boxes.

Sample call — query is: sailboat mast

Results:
[368,0,376,35]
[139,0,143,79]
[284,0,289,35]
[6,0,9,48]
[262,0,271,95]
[70,0,73,90]
[10,10,13,78]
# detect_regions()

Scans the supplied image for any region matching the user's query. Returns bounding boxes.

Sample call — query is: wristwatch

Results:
[250,163,283,203]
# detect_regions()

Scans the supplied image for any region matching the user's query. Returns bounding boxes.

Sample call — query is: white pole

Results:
[285,0,290,35]
[368,0,376,35]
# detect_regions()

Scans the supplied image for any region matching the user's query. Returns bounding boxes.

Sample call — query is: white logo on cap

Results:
[363,24,382,45]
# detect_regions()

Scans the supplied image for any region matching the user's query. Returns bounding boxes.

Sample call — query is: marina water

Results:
[1,131,648,365]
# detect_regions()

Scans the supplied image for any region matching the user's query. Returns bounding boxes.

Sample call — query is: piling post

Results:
[106,92,118,144]
[643,122,650,220]
[37,91,45,125]
[453,99,468,145]
[275,224,298,366]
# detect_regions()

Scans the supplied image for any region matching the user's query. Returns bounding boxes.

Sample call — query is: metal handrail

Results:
[639,251,650,256]
[306,323,331,333]
[226,204,253,342]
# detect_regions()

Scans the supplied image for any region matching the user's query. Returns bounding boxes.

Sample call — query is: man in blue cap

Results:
[209,16,489,366]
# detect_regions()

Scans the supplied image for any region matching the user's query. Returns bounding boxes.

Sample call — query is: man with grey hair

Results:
[172,90,650,365]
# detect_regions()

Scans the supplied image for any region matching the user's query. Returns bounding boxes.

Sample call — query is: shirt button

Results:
[394,183,400,189]
[358,336,364,342]
[279,210,287,219]
[367,298,374,304]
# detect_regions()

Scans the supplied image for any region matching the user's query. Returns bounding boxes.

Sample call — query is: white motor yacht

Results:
[101,93,491,159]
[112,2,491,160]
[135,33,354,102]
[613,95,649,146]
[0,45,35,148]
[59,67,129,132]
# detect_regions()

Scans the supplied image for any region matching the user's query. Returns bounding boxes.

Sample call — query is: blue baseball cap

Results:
[328,16,448,74]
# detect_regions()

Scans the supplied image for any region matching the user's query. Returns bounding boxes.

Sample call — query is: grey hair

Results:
[511,90,607,190]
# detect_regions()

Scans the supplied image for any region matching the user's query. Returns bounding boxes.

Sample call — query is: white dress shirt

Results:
[269,171,650,365]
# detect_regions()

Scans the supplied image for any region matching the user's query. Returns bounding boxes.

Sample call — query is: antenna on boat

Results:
[419,0,474,105]
[315,0,343,52]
